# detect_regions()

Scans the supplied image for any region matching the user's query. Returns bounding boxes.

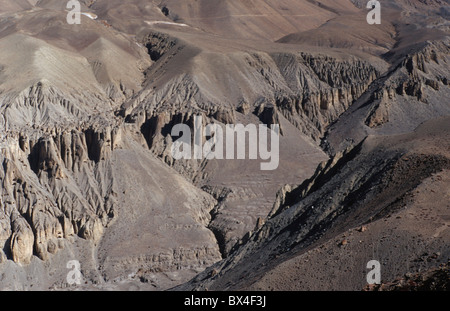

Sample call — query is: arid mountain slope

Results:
[74,0,359,40]
[0,0,448,291]
[177,116,450,291]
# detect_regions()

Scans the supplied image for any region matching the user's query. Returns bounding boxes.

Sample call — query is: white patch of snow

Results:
[145,21,189,27]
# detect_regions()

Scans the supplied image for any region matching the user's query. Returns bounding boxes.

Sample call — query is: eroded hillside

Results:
[0,0,448,290]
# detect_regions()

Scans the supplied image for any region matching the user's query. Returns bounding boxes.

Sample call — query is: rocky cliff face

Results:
[123,30,381,173]
[177,116,450,291]
[365,39,450,128]
[0,0,449,291]
[0,5,223,289]
[0,127,113,264]
[0,119,223,288]
[116,30,382,256]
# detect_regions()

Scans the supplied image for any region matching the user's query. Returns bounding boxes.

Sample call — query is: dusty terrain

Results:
[178,116,450,290]
[0,0,449,291]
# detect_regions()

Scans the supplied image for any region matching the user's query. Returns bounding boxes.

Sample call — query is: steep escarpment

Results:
[0,14,146,265]
[324,37,450,155]
[1,0,449,292]
[123,30,382,177]
[272,52,380,141]
[365,39,450,128]
[176,116,450,291]
[0,124,119,264]
[0,123,223,288]
[115,30,383,257]
[0,7,222,288]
